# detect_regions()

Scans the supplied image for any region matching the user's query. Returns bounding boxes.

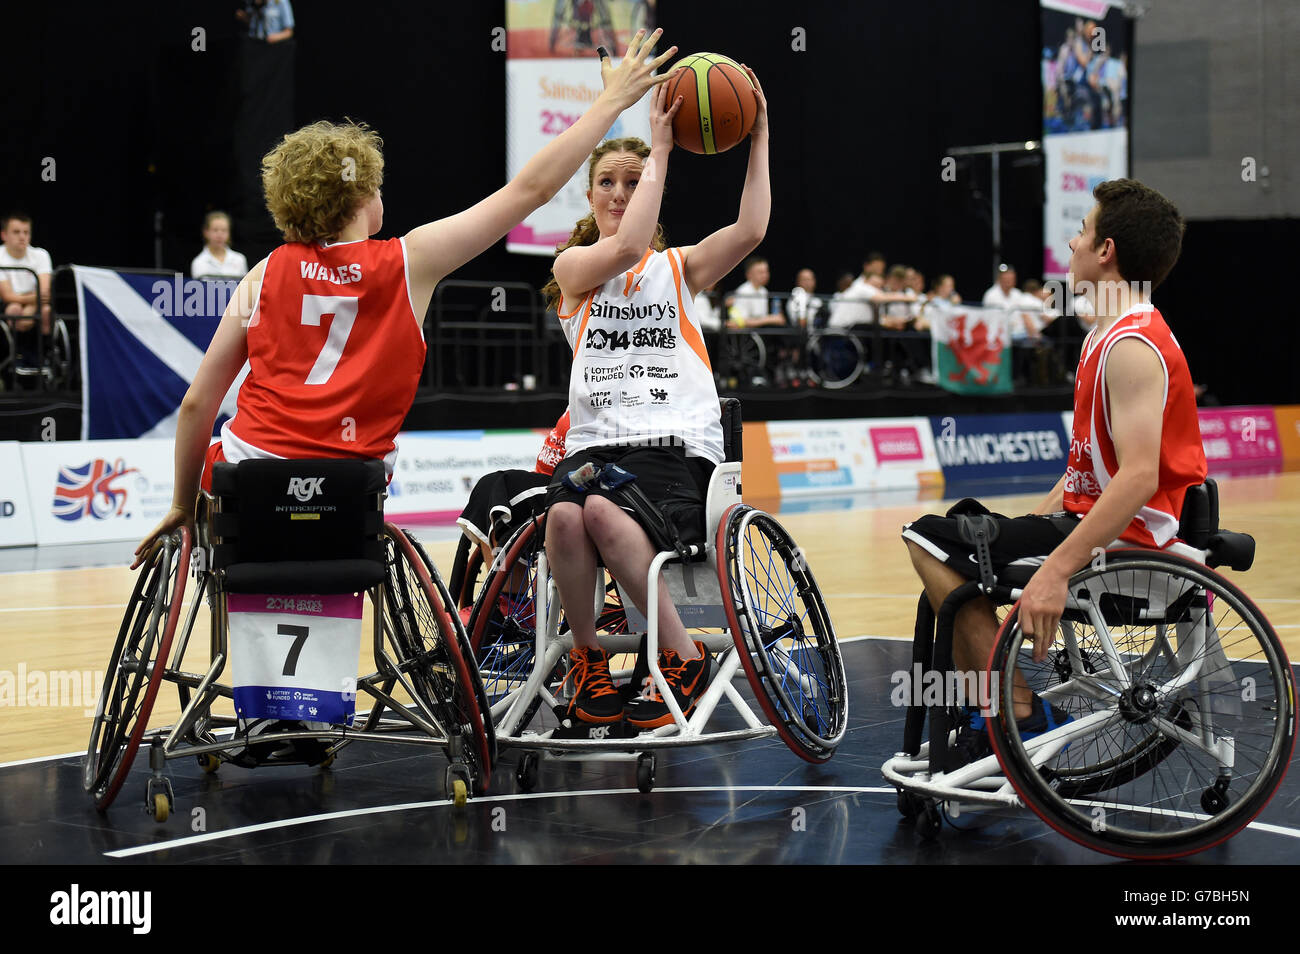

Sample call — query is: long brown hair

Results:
[542,138,667,312]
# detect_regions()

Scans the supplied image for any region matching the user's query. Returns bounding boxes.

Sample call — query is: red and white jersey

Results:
[221,237,426,474]
[558,247,723,463]
[1063,303,1207,547]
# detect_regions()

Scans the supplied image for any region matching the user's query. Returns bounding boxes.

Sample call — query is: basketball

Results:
[664,53,757,155]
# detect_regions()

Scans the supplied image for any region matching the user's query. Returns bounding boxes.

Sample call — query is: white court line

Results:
[0,749,84,769]
[104,781,1300,859]
[104,785,896,858]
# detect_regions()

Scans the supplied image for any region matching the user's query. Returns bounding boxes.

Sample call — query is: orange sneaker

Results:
[625,643,714,728]
[565,646,624,723]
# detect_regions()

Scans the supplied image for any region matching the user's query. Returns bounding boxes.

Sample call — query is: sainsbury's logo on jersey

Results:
[287,477,325,502]
[52,459,140,521]
[300,262,363,285]
[588,298,675,322]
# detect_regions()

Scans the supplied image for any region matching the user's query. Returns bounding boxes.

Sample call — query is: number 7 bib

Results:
[228,592,364,726]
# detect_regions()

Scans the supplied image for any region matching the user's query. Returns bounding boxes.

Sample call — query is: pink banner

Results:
[227,593,364,619]
[1197,407,1282,468]
[870,425,925,463]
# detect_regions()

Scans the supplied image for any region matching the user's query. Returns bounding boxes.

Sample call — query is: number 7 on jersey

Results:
[300,294,358,385]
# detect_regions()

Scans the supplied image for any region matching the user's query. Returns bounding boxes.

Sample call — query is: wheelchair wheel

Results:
[382,525,493,793]
[84,527,191,811]
[719,504,847,762]
[722,331,767,383]
[402,529,497,767]
[987,550,1296,859]
[468,517,545,710]
[808,332,864,389]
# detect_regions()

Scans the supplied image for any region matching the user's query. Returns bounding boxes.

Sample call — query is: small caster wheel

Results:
[636,753,655,794]
[918,802,942,839]
[517,752,539,794]
[897,789,923,819]
[152,792,170,823]
[1201,786,1229,815]
[197,753,221,774]
[451,777,468,808]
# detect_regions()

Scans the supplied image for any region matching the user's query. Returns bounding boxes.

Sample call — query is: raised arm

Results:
[404,30,677,313]
[552,80,681,302]
[681,66,770,297]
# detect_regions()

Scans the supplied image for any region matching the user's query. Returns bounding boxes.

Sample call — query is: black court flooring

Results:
[4,638,1298,865]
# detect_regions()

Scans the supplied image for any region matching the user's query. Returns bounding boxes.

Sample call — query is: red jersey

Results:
[535,410,570,476]
[221,238,426,473]
[1063,304,1207,547]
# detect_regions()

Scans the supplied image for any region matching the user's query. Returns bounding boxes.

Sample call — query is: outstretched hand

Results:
[598,29,678,110]
[648,80,683,154]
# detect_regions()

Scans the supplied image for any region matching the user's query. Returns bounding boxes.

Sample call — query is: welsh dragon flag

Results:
[928,302,1013,395]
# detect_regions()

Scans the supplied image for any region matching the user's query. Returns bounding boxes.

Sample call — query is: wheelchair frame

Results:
[883,488,1296,859]
[464,416,849,793]
[85,485,493,823]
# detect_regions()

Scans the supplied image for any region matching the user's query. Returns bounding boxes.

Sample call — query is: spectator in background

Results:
[878,264,917,328]
[0,212,53,343]
[191,211,250,279]
[692,280,723,332]
[237,0,295,43]
[786,268,823,327]
[727,256,784,328]
[929,273,961,305]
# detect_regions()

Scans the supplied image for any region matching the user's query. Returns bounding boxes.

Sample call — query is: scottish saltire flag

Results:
[72,266,248,439]
[52,458,139,521]
[928,302,1013,395]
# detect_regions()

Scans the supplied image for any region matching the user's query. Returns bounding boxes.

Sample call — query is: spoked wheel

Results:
[722,331,768,384]
[383,525,493,794]
[987,550,1296,859]
[43,316,74,391]
[719,504,847,762]
[808,331,865,389]
[84,527,191,811]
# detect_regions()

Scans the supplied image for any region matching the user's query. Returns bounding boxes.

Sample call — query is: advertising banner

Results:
[0,443,36,548]
[1197,407,1281,474]
[930,412,1070,486]
[767,417,942,497]
[21,439,177,546]
[386,429,549,521]
[505,0,653,255]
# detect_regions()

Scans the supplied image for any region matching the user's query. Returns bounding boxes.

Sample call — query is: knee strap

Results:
[616,479,692,563]
[956,513,1000,591]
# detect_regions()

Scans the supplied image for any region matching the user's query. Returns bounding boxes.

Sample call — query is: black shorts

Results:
[546,444,716,547]
[456,469,551,550]
[901,499,1080,581]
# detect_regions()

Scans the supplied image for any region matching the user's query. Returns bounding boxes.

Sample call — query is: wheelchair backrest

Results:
[211,458,386,569]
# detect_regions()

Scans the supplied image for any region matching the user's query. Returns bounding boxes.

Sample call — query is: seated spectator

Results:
[0,212,53,337]
[692,280,723,332]
[191,211,250,279]
[878,264,919,329]
[826,269,877,329]
[982,263,1041,340]
[785,268,823,327]
[726,256,784,328]
[928,273,962,305]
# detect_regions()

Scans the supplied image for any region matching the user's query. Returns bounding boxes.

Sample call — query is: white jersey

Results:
[558,247,723,464]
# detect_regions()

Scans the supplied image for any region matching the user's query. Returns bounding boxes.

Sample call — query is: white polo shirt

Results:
[191,247,249,279]
[0,246,53,296]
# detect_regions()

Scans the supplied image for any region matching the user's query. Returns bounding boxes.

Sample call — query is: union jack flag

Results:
[52,459,139,521]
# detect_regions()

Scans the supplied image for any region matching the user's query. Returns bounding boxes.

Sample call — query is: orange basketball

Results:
[664,53,757,155]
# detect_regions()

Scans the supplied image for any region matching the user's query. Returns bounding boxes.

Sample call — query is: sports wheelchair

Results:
[462,399,848,793]
[84,458,494,822]
[884,480,1297,859]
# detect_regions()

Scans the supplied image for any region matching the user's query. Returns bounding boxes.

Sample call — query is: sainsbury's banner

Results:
[930,412,1070,485]
[505,0,652,256]
[767,418,942,497]
[1197,407,1281,474]
[0,443,36,547]
[385,430,549,521]
[21,439,177,546]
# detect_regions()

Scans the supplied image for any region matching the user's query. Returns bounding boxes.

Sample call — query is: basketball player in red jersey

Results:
[901,179,1204,752]
[132,31,677,568]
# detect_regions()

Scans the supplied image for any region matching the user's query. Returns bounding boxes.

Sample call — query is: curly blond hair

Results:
[262,120,384,244]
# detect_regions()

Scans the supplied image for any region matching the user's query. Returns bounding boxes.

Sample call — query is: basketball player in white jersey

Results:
[541,69,770,727]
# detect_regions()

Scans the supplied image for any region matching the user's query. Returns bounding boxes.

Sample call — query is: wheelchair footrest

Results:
[550,708,641,740]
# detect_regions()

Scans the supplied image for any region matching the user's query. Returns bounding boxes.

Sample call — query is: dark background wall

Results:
[4,0,1295,405]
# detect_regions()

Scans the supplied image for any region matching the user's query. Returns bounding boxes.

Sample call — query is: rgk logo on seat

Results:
[287,477,326,502]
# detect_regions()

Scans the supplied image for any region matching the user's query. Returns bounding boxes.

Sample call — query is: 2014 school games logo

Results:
[52,459,140,521]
